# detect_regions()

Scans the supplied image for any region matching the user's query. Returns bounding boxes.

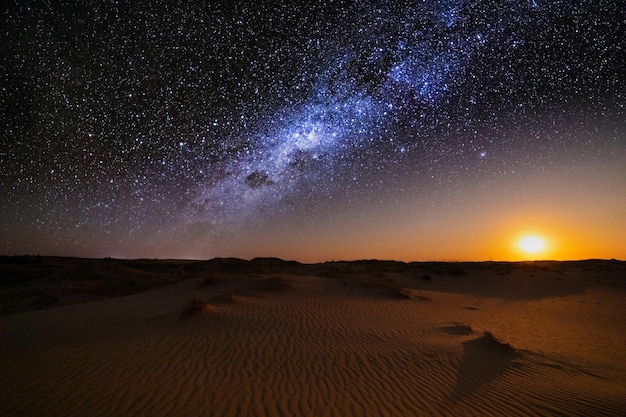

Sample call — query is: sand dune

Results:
[1,258,625,416]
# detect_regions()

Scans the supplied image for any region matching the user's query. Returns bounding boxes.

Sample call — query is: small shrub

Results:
[180,297,210,319]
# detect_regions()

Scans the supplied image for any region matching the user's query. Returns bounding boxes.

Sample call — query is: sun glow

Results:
[519,236,545,253]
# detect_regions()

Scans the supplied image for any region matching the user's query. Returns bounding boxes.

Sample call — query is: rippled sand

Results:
[1,260,625,416]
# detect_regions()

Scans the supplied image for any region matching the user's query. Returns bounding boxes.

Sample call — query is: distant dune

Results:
[1,257,625,416]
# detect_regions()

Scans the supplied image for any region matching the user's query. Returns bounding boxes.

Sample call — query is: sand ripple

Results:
[2,276,625,416]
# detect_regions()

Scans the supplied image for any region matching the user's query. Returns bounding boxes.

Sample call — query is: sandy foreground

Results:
[1,258,625,416]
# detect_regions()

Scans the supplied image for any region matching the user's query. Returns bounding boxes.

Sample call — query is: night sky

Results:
[2,0,625,262]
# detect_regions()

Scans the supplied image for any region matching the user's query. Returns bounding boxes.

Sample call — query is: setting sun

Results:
[519,236,545,253]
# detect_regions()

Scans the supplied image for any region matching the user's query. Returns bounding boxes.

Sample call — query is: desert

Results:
[4,1,625,415]
[1,256,625,416]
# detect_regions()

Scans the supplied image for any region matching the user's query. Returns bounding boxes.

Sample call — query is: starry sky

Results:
[2,0,625,262]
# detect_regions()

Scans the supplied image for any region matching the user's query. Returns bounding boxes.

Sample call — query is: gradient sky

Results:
[2,0,625,262]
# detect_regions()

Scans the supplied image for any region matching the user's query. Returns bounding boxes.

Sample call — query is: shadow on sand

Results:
[448,332,522,403]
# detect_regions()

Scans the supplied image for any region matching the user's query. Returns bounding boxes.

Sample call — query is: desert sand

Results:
[1,257,625,416]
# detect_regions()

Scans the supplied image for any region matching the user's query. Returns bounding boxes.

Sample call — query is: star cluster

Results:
[1,0,624,259]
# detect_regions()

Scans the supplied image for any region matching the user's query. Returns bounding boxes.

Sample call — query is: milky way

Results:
[1,1,624,259]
